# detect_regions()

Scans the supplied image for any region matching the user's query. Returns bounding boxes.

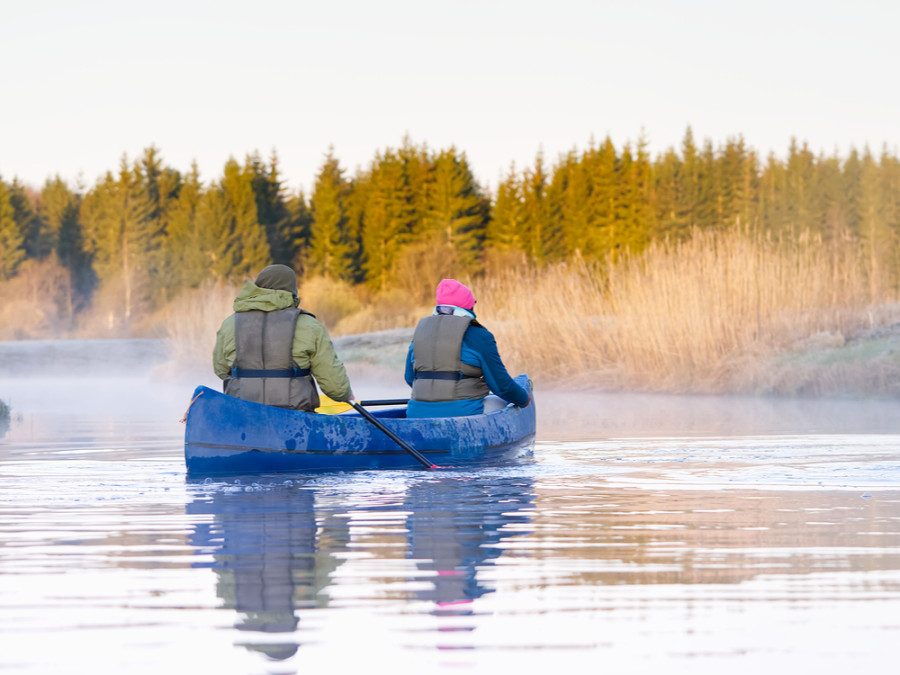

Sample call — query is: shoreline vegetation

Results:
[2,131,900,398]
[161,227,900,398]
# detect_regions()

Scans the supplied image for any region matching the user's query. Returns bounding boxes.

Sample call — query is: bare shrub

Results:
[333,288,430,336]
[388,236,461,305]
[0,256,74,339]
[298,275,363,330]
[162,279,239,374]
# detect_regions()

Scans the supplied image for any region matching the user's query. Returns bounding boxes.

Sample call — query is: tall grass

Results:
[162,279,240,374]
[162,229,899,394]
[163,275,430,373]
[483,228,896,393]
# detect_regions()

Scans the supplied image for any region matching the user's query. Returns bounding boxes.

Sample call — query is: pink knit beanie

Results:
[435,278,476,310]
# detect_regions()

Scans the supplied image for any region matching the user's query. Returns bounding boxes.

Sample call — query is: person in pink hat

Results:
[403,279,531,418]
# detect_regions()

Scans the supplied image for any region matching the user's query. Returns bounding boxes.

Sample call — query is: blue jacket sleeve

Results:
[462,326,529,407]
[404,342,415,387]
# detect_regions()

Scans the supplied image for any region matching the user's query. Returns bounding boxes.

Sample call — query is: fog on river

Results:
[2,338,900,675]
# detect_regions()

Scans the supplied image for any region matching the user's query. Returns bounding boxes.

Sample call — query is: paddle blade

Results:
[315,394,352,415]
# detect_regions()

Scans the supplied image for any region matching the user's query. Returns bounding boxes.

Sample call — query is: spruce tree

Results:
[40,176,92,314]
[80,157,156,328]
[0,179,25,280]
[420,147,488,272]
[583,136,618,259]
[784,138,816,238]
[9,180,47,260]
[287,189,314,274]
[545,150,587,261]
[679,126,700,231]
[220,158,271,279]
[360,150,414,290]
[138,146,182,304]
[162,162,205,288]
[694,139,719,230]
[520,152,550,264]
[653,147,685,240]
[248,151,293,265]
[488,166,524,253]
[309,150,353,280]
[858,147,893,296]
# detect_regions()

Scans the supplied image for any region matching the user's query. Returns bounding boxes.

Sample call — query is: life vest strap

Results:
[231,367,311,378]
[414,371,475,381]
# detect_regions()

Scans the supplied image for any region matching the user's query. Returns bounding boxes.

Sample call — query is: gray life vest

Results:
[223,307,320,411]
[411,314,489,402]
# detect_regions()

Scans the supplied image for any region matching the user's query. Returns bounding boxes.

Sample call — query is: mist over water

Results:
[2,339,900,673]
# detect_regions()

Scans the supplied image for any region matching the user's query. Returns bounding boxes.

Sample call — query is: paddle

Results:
[360,398,409,406]
[315,396,409,414]
[348,400,436,469]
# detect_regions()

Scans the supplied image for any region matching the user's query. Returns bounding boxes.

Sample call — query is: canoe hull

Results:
[184,375,535,474]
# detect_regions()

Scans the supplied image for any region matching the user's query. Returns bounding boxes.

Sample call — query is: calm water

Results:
[2,340,900,674]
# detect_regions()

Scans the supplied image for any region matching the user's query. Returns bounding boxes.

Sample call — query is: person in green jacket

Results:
[212,264,354,411]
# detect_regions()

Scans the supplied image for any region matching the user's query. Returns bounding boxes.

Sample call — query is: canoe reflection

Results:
[186,475,535,658]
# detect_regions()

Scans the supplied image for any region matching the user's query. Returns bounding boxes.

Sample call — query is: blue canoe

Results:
[183,374,535,475]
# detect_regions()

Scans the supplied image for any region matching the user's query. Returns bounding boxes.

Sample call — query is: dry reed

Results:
[160,228,898,394]
[163,279,239,373]
[483,228,894,393]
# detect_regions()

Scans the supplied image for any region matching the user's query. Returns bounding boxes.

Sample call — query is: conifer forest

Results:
[1,129,899,340]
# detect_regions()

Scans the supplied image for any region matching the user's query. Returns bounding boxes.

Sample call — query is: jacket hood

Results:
[233,281,298,313]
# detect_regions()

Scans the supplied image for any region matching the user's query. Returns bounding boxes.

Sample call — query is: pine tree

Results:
[248,151,293,265]
[138,146,182,304]
[420,147,488,271]
[0,179,26,280]
[40,176,92,314]
[758,152,788,237]
[611,139,653,256]
[843,148,863,240]
[9,180,47,259]
[858,147,893,297]
[784,138,816,238]
[718,136,755,228]
[287,189,314,274]
[679,127,701,231]
[80,157,156,328]
[220,158,271,278]
[545,150,588,261]
[360,150,414,290]
[398,137,431,238]
[813,152,845,244]
[162,162,206,288]
[520,151,550,264]
[487,166,525,253]
[583,136,618,259]
[309,150,353,280]
[694,139,719,230]
[653,147,685,240]
[881,147,900,293]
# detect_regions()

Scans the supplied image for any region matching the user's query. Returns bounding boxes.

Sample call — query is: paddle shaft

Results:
[358,399,409,406]
[349,401,435,469]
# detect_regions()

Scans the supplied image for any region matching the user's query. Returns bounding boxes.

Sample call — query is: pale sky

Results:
[2,0,898,195]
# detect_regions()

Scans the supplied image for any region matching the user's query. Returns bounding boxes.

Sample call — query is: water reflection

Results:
[403,477,535,611]
[187,482,336,660]
[185,475,535,657]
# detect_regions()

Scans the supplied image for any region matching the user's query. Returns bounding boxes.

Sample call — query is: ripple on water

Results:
[2,367,900,672]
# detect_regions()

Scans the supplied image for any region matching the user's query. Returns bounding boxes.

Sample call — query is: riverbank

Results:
[2,318,900,402]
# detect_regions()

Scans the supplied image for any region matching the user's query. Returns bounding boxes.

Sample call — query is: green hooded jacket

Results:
[212,281,352,402]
